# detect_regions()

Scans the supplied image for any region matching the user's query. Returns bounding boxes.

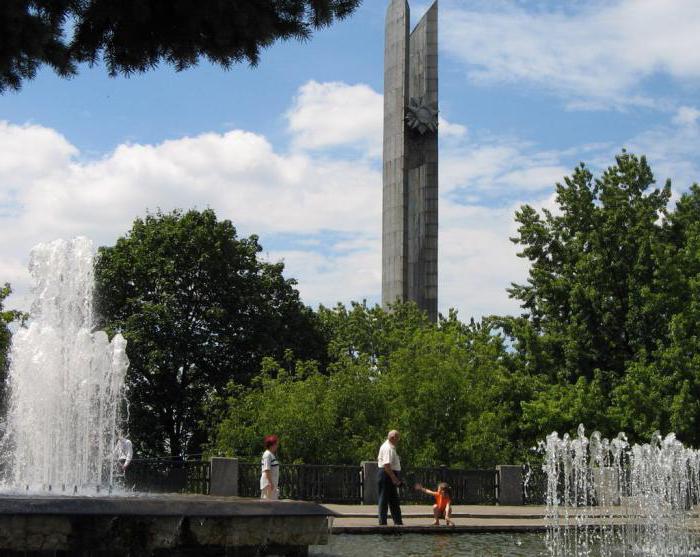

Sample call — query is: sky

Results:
[1,0,700,319]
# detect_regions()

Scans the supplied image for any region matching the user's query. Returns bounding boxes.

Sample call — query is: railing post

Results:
[361,461,378,505]
[209,457,239,497]
[496,465,523,505]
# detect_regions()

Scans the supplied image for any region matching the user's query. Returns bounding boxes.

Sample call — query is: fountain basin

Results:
[0,494,333,556]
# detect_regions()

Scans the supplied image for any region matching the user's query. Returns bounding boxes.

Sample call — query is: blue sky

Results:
[1,0,700,318]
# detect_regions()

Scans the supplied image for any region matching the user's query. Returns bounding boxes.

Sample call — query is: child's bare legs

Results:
[432,504,441,525]
[445,504,453,526]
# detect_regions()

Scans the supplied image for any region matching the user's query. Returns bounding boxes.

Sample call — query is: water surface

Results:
[311,533,546,556]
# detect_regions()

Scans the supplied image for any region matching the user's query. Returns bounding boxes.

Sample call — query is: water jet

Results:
[544,424,700,556]
[0,238,332,556]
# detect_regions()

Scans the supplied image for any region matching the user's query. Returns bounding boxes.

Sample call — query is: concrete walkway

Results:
[323,505,549,534]
[323,504,700,534]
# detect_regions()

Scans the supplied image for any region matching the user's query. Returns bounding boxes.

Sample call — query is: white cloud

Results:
[438,116,467,138]
[441,0,700,108]
[672,106,700,127]
[286,80,383,156]
[9,129,380,236]
[0,120,384,311]
[8,79,696,322]
[441,142,568,194]
[285,80,468,157]
[440,201,536,319]
[0,109,549,319]
[626,118,700,192]
[267,244,381,308]
[0,122,77,212]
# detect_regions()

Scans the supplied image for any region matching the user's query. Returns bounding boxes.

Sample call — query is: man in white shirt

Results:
[115,437,133,472]
[377,430,403,525]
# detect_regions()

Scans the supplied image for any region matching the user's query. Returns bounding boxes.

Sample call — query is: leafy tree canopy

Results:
[210,302,529,468]
[1,0,361,92]
[88,152,700,465]
[0,284,15,372]
[209,154,700,466]
[0,284,26,416]
[94,209,325,457]
[503,152,700,445]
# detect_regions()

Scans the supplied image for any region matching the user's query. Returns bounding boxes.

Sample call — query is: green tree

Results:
[0,284,25,416]
[317,300,433,366]
[1,0,360,92]
[211,356,387,464]
[94,209,324,457]
[211,303,522,468]
[0,1,75,91]
[508,152,673,386]
[505,152,699,443]
[384,318,521,468]
[608,185,700,445]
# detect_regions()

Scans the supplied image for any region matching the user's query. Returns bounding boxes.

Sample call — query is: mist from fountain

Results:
[1,237,128,492]
[544,424,700,556]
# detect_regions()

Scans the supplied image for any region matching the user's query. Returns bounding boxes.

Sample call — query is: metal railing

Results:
[399,467,498,505]
[123,457,211,494]
[120,456,522,506]
[239,462,363,503]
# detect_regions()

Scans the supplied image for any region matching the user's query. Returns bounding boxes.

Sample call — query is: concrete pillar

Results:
[382,0,439,322]
[497,465,523,505]
[361,461,379,505]
[406,1,438,322]
[382,0,410,310]
[209,457,239,497]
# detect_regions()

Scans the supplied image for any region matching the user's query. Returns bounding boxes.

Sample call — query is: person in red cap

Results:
[260,435,280,500]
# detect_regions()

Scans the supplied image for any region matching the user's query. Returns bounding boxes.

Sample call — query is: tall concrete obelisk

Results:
[382,0,438,321]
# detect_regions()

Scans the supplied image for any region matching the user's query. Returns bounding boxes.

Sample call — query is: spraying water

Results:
[1,237,128,491]
[544,424,700,556]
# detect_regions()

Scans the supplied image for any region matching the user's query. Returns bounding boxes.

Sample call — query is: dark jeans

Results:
[377,469,403,525]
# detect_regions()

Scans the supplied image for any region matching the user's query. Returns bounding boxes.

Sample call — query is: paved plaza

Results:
[325,504,548,534]
[324,504,700,534]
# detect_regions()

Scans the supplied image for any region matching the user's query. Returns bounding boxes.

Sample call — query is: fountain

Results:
[544,424,700,556]
[2,237,128,491]
[0,238,332,556]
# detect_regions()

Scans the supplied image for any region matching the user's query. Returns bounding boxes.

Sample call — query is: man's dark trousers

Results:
[377,468,403,525]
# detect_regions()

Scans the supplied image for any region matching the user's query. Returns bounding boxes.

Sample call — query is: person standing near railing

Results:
[377,430,403,526]
[115,437,133,473]
[260,435,280,500]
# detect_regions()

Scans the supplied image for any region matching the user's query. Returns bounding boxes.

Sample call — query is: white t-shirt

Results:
[377,439,401,472]
[115,438,133,467]
[260,449,280,490]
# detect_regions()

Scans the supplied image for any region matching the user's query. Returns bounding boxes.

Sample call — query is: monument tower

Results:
[382,0,438,321]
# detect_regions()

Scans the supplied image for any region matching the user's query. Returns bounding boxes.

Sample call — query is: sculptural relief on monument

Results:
[405,97,439,135]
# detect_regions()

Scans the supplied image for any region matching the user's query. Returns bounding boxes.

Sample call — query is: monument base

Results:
[0,494,333,556]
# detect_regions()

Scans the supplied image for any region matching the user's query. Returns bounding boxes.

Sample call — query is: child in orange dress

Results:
[415,482,454,526]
